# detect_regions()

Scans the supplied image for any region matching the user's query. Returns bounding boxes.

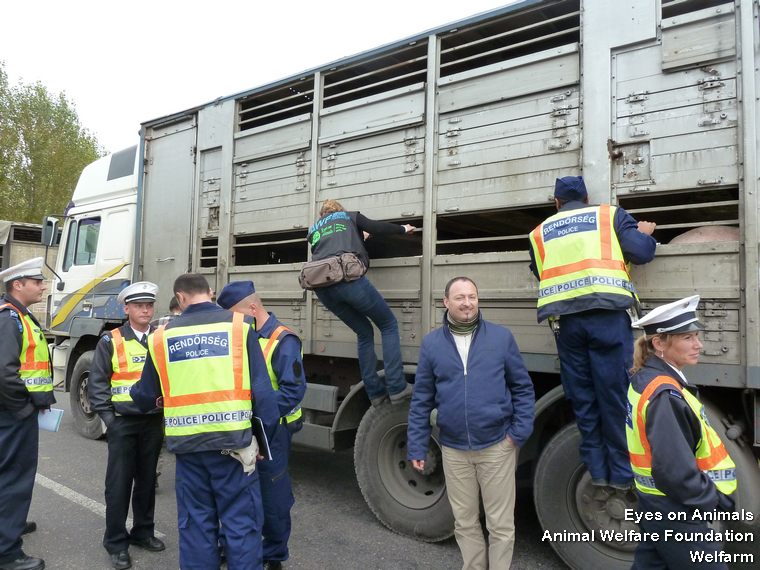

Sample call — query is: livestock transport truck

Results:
[42,0,760,567]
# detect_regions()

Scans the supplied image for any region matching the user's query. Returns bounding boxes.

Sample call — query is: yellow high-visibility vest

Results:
[109,328,147,403]
[529,205,635,322]
[259,325,303,424]
[149,312,252,446]
[1,301,53,405]
[627,375,736,496]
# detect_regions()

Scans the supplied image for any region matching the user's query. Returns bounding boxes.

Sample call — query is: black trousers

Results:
[0,410,38,562]
[103,414,164,554]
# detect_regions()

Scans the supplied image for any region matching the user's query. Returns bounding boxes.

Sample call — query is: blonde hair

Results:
[631,333,673,373]
[319,199,345,217]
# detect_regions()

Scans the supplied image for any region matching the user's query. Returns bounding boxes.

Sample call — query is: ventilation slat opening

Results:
[439,0,580,78]
[436,207,554,255]
[363,218,423,260]
[234,230,307,266]
[618,187,739,244]
[323,43,428,109]
[238,78,314,132]
[662,0,728,19]
[200,238,218,268]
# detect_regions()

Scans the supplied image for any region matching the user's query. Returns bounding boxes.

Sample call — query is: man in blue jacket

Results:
[407,276,534,570]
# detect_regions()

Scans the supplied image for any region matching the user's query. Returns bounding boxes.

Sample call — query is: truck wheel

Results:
[534,423,637,570]
[354,402,454,542]
[69,351,103,439]
[703,399,760,567]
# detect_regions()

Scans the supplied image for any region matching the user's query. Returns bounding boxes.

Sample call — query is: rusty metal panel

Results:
[430,252,554,356]
[229,263,305,303]
[233,151,310,234]
[615,98,737,141]
[436,151,579,214]
[198,149,222,237]
[311,259,423,358]
[317,127,424,220]
[615,46,736,96]
[319,84,425,143]
[438,45,579,113]
[630,242,740,301]
[661,3,735,70]
[645,129,738,191]
[234,115,311,160]
[436,85,579,213]
[613,41,738,195]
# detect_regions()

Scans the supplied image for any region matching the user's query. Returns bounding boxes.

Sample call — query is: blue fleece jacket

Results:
[407,315,535,460]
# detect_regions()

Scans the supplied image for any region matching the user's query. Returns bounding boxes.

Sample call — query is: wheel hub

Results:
[576,473,639,551]
[78,374,93,415]
[376,422,446,510]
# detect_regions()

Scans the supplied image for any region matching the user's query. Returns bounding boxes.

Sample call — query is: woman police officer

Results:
[627,295,737,569]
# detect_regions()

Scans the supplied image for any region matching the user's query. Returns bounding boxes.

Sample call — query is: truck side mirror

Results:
[42,217,59,247]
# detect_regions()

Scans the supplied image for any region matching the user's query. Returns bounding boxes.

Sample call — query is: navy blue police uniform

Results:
[0,291,54,570]
[88,324,164,560]
[255,313,305,565]
[528,177,656,487]
[130,302,279,570]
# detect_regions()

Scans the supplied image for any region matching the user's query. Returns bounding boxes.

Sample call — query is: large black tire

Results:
[704,399,760,569]
[69,351,104,439]
[354,402,454,542]
[534,423,637,570]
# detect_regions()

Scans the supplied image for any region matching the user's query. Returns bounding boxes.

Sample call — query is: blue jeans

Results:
[315,276,406,400]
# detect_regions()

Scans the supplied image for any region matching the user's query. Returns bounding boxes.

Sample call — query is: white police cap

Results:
[0,257,45,283]
[117,281,158,305]
[632,295,705,336]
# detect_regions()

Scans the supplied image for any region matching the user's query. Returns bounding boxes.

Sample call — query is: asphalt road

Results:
[24,389,567,569]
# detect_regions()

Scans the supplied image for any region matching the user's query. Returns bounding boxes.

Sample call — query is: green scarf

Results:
[446,311,479,336]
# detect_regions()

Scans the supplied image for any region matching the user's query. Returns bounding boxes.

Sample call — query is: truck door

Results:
[141,118,198,311]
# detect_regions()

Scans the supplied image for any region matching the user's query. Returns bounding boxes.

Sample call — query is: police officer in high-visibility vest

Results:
[130,273,279,570]
[528,176,657,490]
[628,296,737,569]
[88,282,165,570]
[0,257,54,570]
[217,281,306,570]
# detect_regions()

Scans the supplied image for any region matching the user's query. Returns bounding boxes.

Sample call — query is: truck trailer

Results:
[43,1,760,567]
[1,219,58,325]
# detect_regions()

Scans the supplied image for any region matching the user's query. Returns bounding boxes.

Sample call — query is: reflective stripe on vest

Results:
[109,328,147,402]
[0,302,53,393]
[528,205,635,321]
[626,375,737,496]
[259,324,303,424]
[150,312,252,438]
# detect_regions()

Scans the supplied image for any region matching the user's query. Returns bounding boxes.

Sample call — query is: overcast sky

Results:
[1,0,515,153]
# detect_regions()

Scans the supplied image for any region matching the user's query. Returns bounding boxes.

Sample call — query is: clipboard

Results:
[252,416,272,461]
[38,408,64,432]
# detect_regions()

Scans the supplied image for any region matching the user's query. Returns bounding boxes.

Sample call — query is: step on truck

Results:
[42,1,760,567]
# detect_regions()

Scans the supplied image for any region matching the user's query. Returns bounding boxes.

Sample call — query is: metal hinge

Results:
[626,91,649,103]
[698,177,724,186]
[698,77,724,90]
[550,90,573,102]
[548,138,571,150]
[631,127,650,137]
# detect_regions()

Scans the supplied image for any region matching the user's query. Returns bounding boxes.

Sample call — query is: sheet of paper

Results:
[38,408,64,432]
